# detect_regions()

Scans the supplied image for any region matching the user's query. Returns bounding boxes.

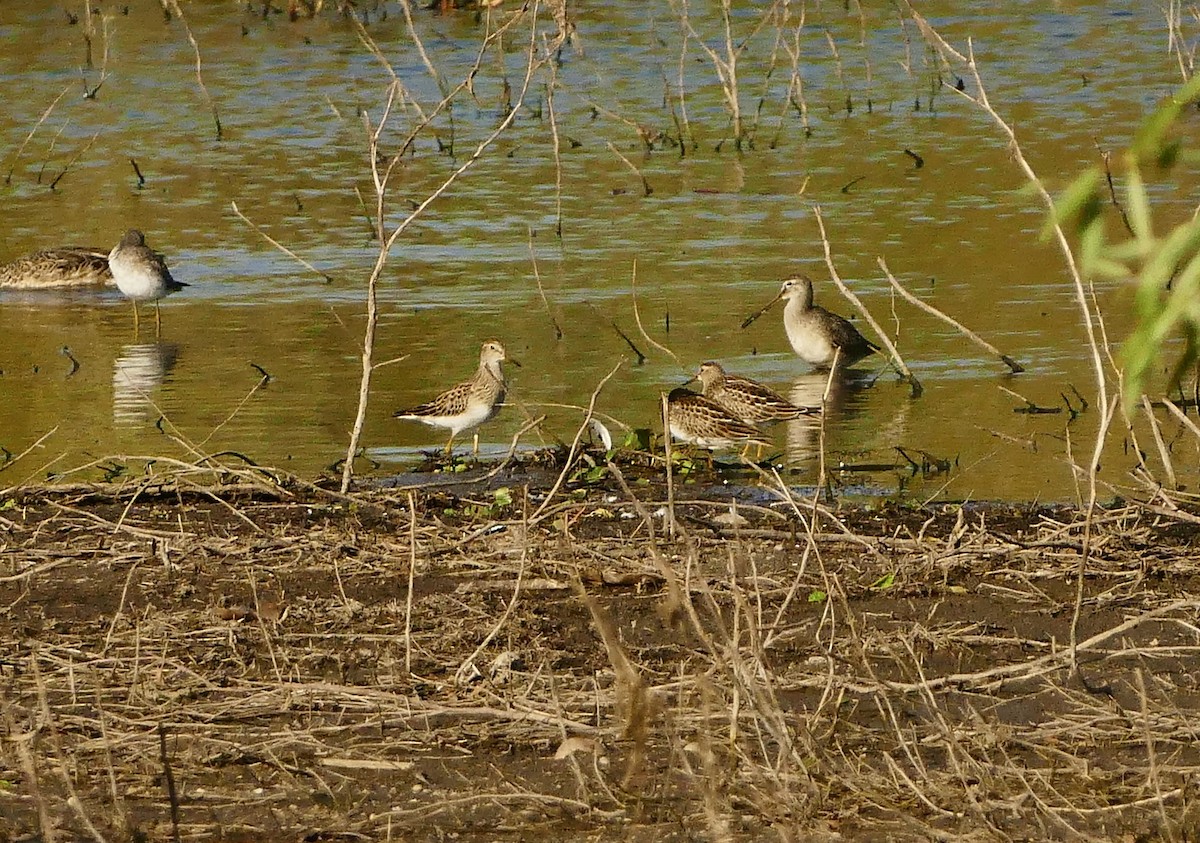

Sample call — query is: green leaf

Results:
[584,465,608,483]
[1132,103,1180,165]
[492,487,513,507]
[869,572,896,591]
[1122,163,1151,242]
[623,428,654,451]
[1046,168,1102,240]
[807,590,827,603]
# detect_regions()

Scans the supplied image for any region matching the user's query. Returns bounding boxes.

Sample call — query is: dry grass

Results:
[1,464,1199,841]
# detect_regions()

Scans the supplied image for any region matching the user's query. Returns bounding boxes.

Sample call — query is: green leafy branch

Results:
[1052,73,1200,409]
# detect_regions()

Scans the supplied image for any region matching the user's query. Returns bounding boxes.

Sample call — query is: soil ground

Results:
[2,454,1200,841]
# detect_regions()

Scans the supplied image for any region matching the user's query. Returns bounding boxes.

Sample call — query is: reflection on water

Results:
[112,342,179,426]
[784,372,834,462]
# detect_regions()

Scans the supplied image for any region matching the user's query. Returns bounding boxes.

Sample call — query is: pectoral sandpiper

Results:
[0,246,112,289]
[666,387,770,454]
[742,275,878,368]
[394,340,519,455]
[692,361,820,424]
[108,230,187,336]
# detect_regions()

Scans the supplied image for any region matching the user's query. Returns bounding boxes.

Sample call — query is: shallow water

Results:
[0,1,1194,501]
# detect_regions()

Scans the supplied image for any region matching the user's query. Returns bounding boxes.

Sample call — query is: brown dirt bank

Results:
[2,459,1199,841]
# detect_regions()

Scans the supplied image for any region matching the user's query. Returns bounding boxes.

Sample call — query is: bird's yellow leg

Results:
[154,301,163,337]
[472,432,480,456]
[131,301,140,336]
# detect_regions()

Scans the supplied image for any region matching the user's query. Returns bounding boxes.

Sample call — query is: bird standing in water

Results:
[692,361,820,425]
[108,229,187,336]
[743,275,878,369]
[393,340,519,456]
[665,387,770,463]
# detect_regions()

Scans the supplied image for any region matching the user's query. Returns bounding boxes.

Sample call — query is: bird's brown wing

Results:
[724,376,818,420]
[142,246,187,291]
[396,380,472,418]
[672,392,770,444]
[816,308,877,355]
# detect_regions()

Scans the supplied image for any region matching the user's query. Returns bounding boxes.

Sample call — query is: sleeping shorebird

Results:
[108,229,187,336]
[742,275,878,369]
[393,340,519,456]
[0,246,112,289]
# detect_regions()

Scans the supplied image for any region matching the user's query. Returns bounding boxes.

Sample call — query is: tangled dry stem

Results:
[2,463,1200,840]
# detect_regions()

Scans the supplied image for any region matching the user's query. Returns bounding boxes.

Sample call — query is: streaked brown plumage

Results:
[393,340,519,455]
[742,275,878,368]
[693,361,820,424]
[666,387,770,451]
[0,246,112,289]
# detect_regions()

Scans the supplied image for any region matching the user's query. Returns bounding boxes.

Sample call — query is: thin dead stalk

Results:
[544,54,565,236]
[529,361,623,524]
[630,261,681,367]
[164,0,221,139]
[811,206,922,395]
[904,5,1115,667]
[604,140,652,196]
[230,201,333,282]
[877,256,1025,374]
[48,131,100,190]
[528,226,563,339]
[158,723,181,843]
[340,3,545,494]
[1141,396,1178,491]
[4,686,57,843]
[5,83,71,185]
[0,426,58,481]
[405,491,417,675]
[454,494,529,685]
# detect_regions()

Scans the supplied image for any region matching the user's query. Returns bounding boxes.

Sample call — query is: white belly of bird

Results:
[413,403,495,437]
[670,422,729,449]
[787,328,836,367]
[109,257,164,301]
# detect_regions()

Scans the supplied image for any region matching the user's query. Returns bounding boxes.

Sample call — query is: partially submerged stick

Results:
[4,83,71,185]
[527,227,563,339]
[812,206,922,396]
[605,140,652,197]
[877,256,1025,374]
[165,0,221,140]
[629,260,682,368]
[231,201,333,283]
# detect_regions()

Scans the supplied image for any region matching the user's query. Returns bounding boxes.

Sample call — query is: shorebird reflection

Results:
[784,372,838,462]
[113,341,179,426]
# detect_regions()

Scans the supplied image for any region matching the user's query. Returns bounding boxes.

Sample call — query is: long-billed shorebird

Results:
[692,361,820,425]
[0,246,112,289]
[394,340,519,455]
[666,387,770,457]
[108,230,187,336]
[742,275,878,368]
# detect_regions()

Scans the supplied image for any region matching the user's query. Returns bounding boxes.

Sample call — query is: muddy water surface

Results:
[0,1,1191,501]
